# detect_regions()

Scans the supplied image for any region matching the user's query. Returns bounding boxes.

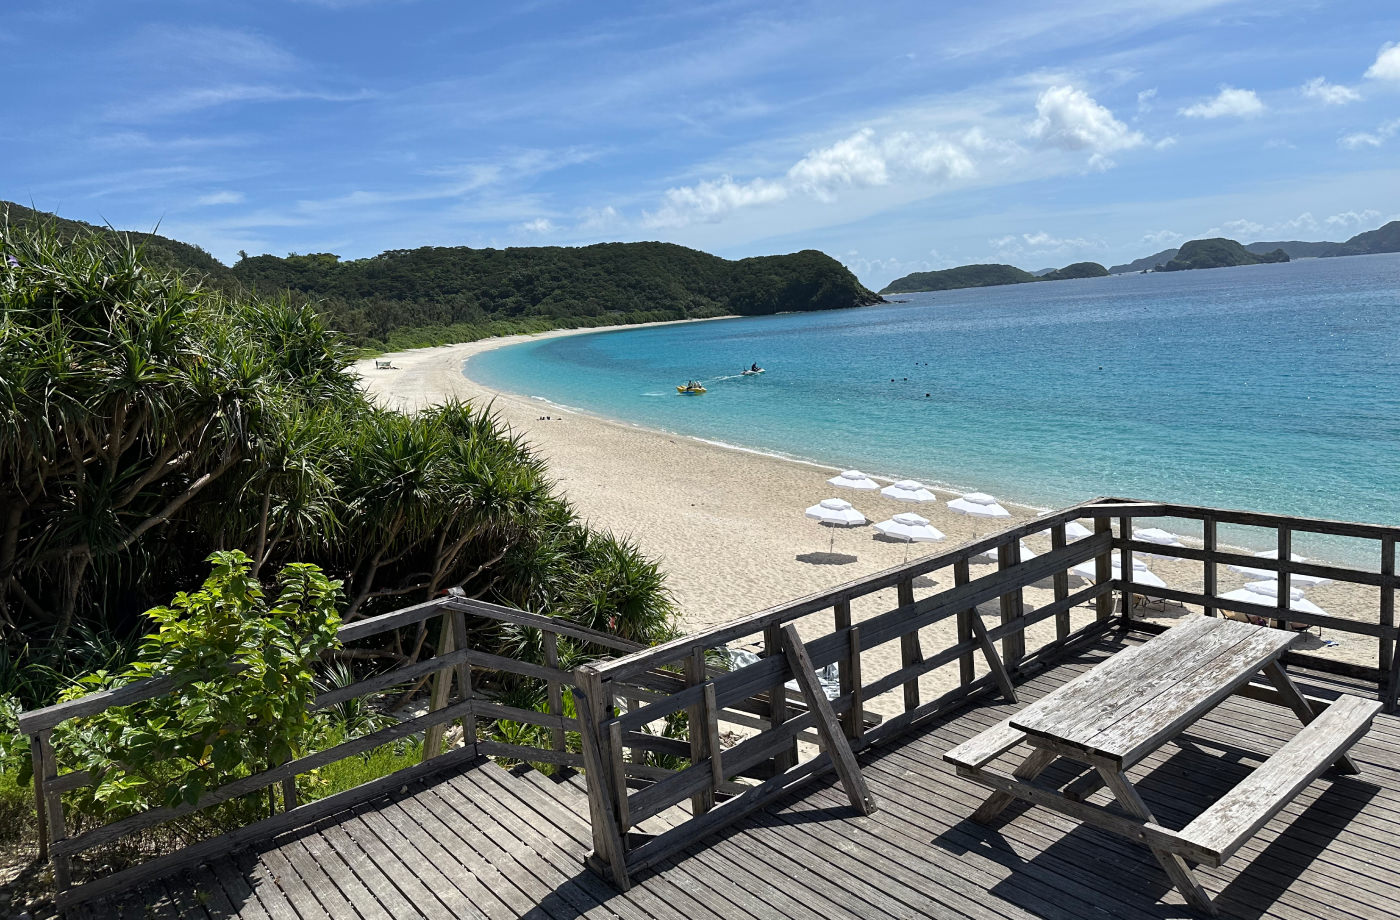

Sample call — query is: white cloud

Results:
[1203,218,1264,239]
[1179,86,1264,119]
[1028,85,1144,154]
[124,25,299,74]
[1365,41,1400,81]
[1300,77,1360,105]
[1340,118,1400,149]
[643,124,982,228]
[515,218,555,234]
[575,206,621,233]
[1136,88,1157,115]
[193,191,245,207]
[644,176,788,228]
[1324,209,1381,231]
[1141,229,1182,247]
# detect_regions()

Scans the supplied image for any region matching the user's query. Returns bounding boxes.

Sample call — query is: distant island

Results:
[1109,220,1400,273]
[879,260,1107,295]
[4,203,882,351]
[1156,238,1289,272]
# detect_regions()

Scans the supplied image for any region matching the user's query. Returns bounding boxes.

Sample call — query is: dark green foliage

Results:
[1109,248,1179,274]
[1037,261,1109,281]
[879,263,1039,294]
[0,213,679,713]
[230,242,883,348]
[1157,238,1289,271]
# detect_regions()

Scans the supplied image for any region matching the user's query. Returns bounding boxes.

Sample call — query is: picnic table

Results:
[946,615,1382,915]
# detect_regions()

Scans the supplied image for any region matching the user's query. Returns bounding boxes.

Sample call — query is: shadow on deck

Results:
[84,628,1400,920]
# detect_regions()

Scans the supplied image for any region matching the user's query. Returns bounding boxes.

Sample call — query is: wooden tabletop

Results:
[1011,616,1300,768]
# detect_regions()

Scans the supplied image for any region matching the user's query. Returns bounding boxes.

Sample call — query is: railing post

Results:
[574,665,630,889]
[451,608,475,752]
[834,601,860,740]
[1276,526,1293,630]
[683,648,715,814]
[955,558,975,685]
[1119,515,1134,622]
[763,625,796,772]
[1051,523,1070,640]
[29,734,49,863]
[1381,536,1396,712]
[845,626,863,741]
[1094,517,1114,621]
[543,631,566,755]
[997,541,1025,665]
[423,609,457,761]
[1203,517,1218,617]
[897,578,921,711]
[35,730,70,891]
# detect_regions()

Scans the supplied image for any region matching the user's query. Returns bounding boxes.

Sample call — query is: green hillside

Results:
[879,263,1038,294]
[3,203,882,350]
[1158,238,1289,271]
[230,243,882,348]
[1331,220,1400,257]
[1038,261,1109,281]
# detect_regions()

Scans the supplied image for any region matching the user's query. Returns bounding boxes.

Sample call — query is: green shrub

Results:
[54,551,341,826]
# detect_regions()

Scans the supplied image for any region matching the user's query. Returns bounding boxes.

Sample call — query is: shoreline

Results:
[354,325,1384,710]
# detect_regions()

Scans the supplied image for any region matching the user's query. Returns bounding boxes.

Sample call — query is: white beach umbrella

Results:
[1219,580,1327,622]
[1228,550,1331,587]
[1134,527,1185,559]
[874,511,945,543]
[828,469,880,491]
[805,498,866,553]
[979,540,1038,563]
[947,492,1011,519]
[1071,554,1167,589]
[875,511,945,560]
[881,479,938,503]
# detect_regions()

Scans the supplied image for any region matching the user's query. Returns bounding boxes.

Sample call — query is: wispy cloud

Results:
[1339,118,1400,149]
[1300,77,1359,105]
[122,25,300,74]
[1179,85,1264,119]
[103,84,374,123]
[193,191,245,207]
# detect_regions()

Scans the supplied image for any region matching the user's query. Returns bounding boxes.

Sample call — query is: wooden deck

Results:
[81,627,1400,920]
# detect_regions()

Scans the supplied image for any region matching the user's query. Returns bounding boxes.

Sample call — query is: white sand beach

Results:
[355,330,1384,716]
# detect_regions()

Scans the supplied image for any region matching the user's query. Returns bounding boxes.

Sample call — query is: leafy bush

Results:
[54,551,341,823]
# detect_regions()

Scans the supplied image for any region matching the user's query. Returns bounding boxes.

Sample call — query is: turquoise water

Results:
[468,253,1400,560]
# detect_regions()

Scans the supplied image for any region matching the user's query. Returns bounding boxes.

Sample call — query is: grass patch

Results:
[0,768,34,845]
[299,736,425,803]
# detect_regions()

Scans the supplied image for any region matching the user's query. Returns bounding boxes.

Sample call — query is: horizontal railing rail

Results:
[21,594,635,909]
[573,500,1121,887]
[574,496,1400,889]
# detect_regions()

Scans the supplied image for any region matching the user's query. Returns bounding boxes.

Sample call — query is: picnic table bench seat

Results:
[944,716,1025,771]
[1178,693,1381,868]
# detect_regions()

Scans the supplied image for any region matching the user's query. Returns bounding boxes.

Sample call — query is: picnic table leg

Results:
[971,746,1057,823]
[1096,766,1217,916]
[1261,661,1360,774]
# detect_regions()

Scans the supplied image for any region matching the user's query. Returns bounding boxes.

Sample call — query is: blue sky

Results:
[5,0,1399,288]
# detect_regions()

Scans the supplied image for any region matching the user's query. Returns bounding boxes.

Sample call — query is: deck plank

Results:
[89,629,1400,920]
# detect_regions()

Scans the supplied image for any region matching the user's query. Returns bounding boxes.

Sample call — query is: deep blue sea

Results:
[468,253,1400,562]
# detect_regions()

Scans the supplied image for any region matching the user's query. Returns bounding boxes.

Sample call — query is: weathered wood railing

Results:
[573,496,1400,888]
[18,595,641,909]
[1081,497,1400,706]
[572,500,1120,887]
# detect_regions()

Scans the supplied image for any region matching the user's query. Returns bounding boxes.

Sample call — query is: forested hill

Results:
[1,203,882,350]
[2,201,237,284]
[229,243,883,347]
